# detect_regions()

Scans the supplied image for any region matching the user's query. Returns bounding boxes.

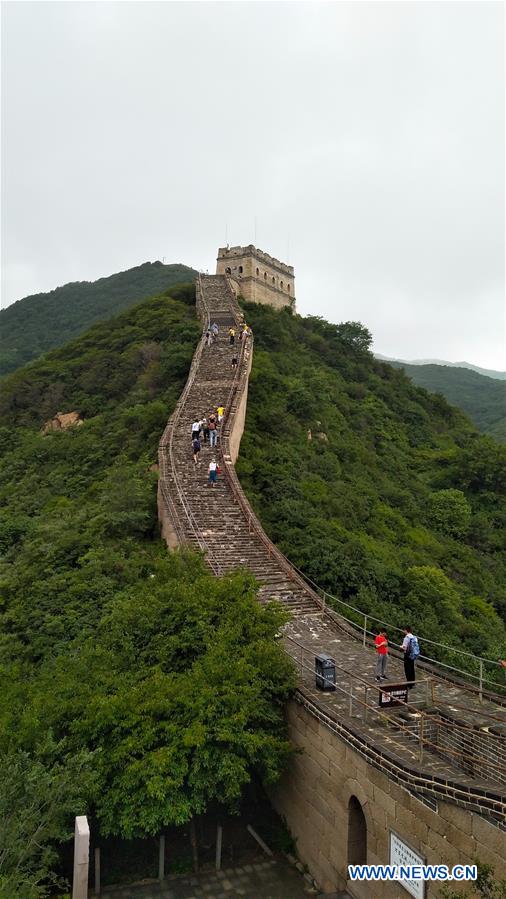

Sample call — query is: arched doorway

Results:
[347,796,367,865]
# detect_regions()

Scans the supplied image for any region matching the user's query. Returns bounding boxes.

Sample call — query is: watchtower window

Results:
[238,266,243,274]
[280,281,283,289]
[256,268,259,276]
[287,284,290,293]
[347,796,367,866]
[264,272,267,280]
[272,276,275,284]
[225,267,231,275]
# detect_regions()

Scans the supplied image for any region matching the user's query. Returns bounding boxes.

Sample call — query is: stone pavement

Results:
[98,858,314,899]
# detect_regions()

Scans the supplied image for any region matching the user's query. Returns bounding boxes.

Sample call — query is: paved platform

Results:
[99,857,314,899]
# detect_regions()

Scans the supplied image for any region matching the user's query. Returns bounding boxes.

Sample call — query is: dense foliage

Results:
[0,261,197,376]
[0,288,294,896]
[236,302,506,669]
[390,361,506,443]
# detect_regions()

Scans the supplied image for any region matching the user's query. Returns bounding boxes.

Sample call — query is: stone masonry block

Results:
[438,803,473,836]
[328,760,348,790]
[472,814,506,859]
[394,804,418,838]
[372,785,397,821]
[426,831,462,867]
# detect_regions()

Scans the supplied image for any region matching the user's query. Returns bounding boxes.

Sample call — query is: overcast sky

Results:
[2,1,504,368]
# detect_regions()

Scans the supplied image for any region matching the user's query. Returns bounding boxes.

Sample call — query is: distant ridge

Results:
[375,353,506,381]
[0,260,198,376]
[376,357,506,442]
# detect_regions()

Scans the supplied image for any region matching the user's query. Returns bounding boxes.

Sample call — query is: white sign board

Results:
[389,831,425,899]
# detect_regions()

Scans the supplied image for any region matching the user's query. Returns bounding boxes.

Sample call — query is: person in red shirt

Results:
[374,629,388,682]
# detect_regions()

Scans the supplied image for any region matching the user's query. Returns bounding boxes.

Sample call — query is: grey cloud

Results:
[2,1,504,368]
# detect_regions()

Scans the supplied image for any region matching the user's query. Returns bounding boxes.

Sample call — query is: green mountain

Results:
[0,261,198,377]
[236,303,506,663]
[387,362,506,442]
[0,285,293,894]
[375,355,506,381]
[1,288,506,892]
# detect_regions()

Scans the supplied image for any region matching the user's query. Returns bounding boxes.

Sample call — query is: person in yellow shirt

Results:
[217,405,225,423]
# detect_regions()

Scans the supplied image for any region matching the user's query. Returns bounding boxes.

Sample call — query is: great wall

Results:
[157,253,506,897]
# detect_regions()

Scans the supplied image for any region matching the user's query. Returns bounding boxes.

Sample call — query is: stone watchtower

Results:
[216,245,295,310]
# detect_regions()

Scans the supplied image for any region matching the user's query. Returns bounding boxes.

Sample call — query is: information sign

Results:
[389,831,425,899]
[378,683,409,707]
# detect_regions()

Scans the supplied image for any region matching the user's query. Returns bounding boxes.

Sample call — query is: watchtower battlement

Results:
[216,244,295,310]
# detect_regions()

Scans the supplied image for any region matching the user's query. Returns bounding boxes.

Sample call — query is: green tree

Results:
[0,739,96,899]
[427,489,472,538]
[334,321,373,352]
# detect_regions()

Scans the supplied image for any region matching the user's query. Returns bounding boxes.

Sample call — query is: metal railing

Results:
[158,274,221,573]
[287,569,504,698]
[284,633,506,787]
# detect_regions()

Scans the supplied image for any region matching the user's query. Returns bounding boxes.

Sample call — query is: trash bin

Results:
[315,653,336,691]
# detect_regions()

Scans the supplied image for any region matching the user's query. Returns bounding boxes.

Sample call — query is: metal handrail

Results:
[159,273,249,572]
[287,640,506,784]
[158,275,221,573]
[300,573,501,666]
[284,633,506,731]
[296,692,505,816]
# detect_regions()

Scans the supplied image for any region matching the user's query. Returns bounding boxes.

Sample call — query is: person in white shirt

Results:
[208,459,218,487]
[191,420,200,441]
[400,627,418,690]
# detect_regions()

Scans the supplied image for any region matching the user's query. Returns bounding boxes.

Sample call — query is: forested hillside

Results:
[389,361,506,443]
[236,303,506,663]
[0,261,197,377]
[0,286,294,897]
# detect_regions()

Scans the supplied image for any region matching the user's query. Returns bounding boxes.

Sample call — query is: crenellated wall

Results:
[216,244,295,309]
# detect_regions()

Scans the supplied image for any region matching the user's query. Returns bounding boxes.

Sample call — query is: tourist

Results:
[205,328,212,347]
[231,356,238,370]
[400,627,419,690]
[211,322,219,336]
[201,417,209,444]
[208,413,218,448]
[191,419,201,442]
[374,629,388,682]
[229,327,235,345]
[192,436,201,465]
[208,458,218,487]
[217,404,225,424]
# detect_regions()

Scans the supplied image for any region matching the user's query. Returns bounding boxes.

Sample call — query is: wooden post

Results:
[94,847,100,896]
[215,824,223,871]
[247,825,273,856]
[72,816,90,899]
[158,834,165,881]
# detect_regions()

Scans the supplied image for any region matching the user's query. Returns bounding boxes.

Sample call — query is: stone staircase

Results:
[159,274,319,617]
[158,275,506,816]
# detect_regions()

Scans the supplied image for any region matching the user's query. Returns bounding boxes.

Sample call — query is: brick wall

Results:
[216,245,295,309]
[268,699,506,897]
